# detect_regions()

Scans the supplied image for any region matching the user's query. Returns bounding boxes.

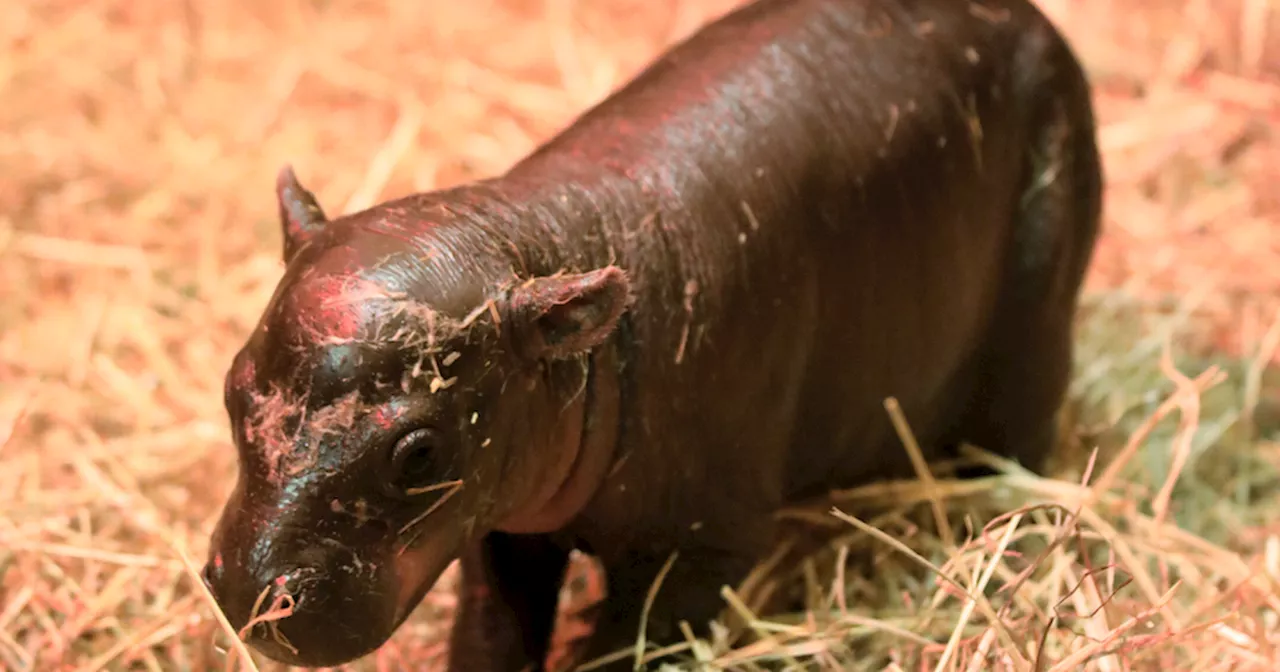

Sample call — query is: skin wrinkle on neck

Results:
[410,184,632,538]
[495,334,624,535]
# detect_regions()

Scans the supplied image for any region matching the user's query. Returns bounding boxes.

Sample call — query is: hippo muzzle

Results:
[201,479,465,667]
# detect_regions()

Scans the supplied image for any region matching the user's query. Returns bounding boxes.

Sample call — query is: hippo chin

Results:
[203,0,1103,669]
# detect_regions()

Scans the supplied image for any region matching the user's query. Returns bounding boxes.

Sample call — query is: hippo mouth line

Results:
[390,574,438,630]
[388,516,468,637]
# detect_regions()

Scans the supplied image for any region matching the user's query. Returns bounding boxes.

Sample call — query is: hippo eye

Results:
[389,427,442,495]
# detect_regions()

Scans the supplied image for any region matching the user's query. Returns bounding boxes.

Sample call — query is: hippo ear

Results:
[276,164,329,264]
[506,266,631,361]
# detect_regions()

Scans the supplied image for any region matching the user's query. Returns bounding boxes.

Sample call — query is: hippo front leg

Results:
[448,532,571,672]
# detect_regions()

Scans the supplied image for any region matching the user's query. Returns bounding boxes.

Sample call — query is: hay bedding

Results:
[1,0,1278,670]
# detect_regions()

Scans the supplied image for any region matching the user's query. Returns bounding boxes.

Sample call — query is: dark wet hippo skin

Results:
[201,0,1103,668]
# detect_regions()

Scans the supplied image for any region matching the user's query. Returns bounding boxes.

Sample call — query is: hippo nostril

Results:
[279,566,318,591]
[225,558,398,666]
[258,567,320,614]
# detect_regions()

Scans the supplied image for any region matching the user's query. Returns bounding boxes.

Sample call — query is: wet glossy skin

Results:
[202,0,1103,669]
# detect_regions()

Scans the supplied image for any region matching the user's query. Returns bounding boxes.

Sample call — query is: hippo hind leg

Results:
[944,312,1072,479]
[947,64,1103,479]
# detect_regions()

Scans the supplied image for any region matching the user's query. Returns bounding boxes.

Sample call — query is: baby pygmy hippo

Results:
[202,0,1102,669]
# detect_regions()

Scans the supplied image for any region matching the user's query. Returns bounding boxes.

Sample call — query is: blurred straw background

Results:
[1,0,1278,670]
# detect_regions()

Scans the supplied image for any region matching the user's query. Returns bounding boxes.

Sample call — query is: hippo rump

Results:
[201,0,1102,669]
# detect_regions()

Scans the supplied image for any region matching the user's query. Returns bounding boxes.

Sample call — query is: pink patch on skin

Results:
[305,276,369,342]
[214,552,224,569]
[233,359,256,389]
[275,575,288,587]
[370,406,403,430]
[243,384,310,484]
[358,208,435,246]
[315,390,362,424]
[287,274,392,345]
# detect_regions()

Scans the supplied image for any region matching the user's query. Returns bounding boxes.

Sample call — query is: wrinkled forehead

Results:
[230,286,468,398]
[274,271,393,346]
[225,216,497,394]
[263,244,445,348]
[248,284,441,379]
[228,335,391,402]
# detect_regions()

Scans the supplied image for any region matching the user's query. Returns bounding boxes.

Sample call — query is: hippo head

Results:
[201,166,630,667]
